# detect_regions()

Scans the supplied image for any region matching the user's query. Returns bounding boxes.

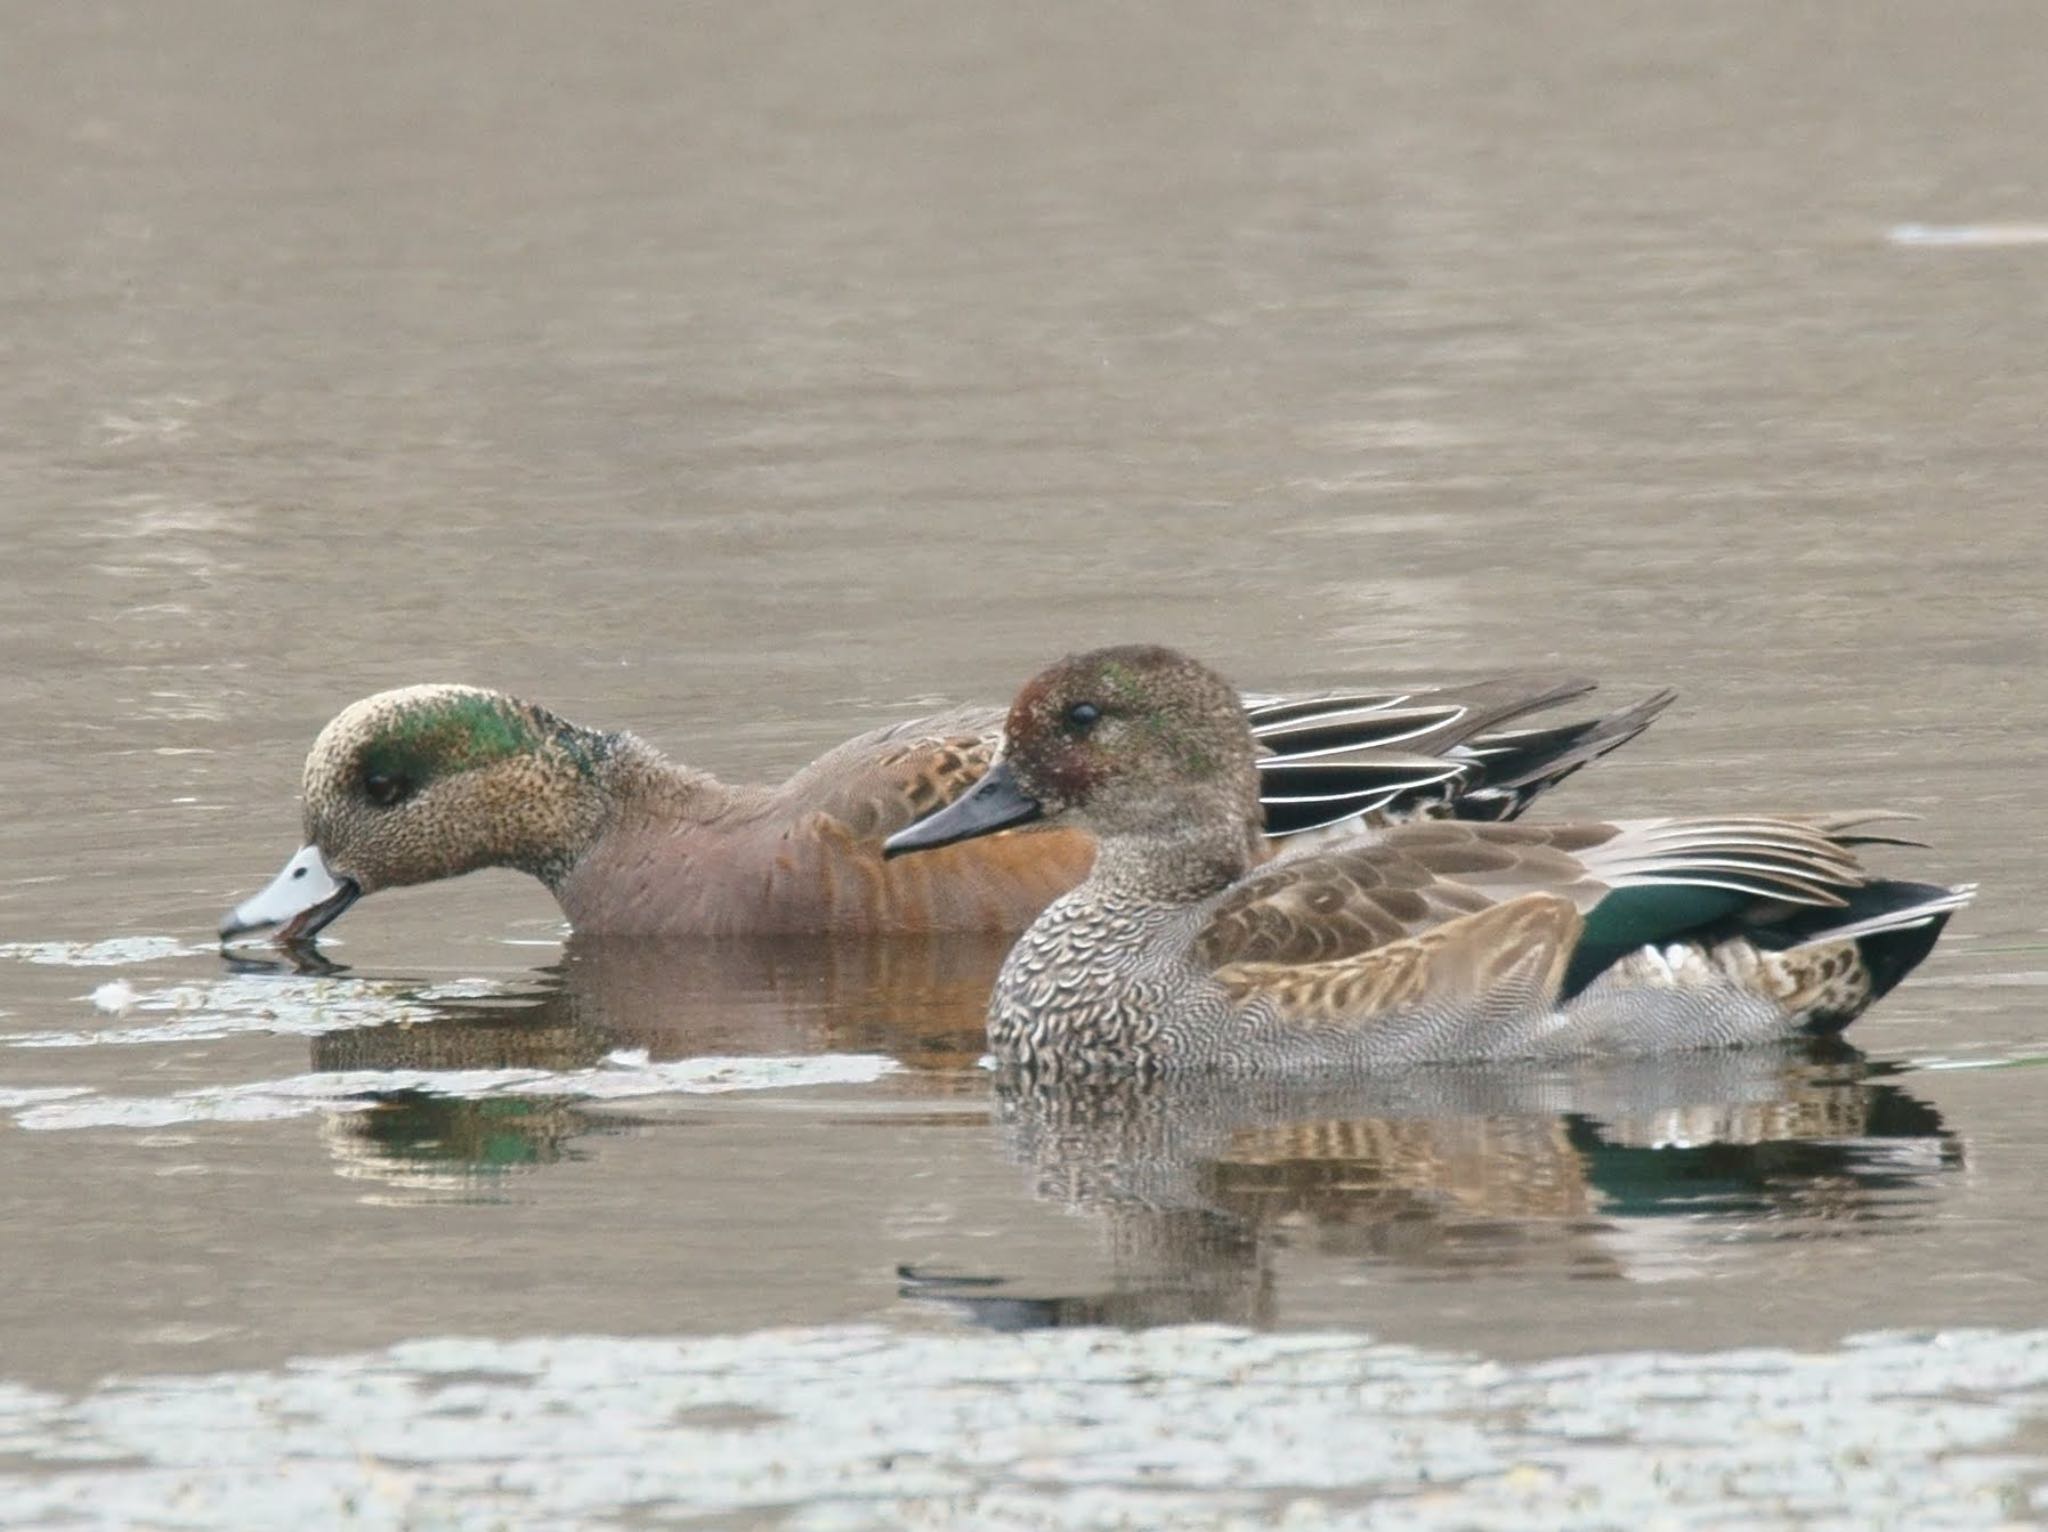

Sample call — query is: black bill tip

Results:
[883,759,1045,858]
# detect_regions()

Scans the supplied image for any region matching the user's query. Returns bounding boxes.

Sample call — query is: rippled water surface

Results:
[3,1,2045,1524]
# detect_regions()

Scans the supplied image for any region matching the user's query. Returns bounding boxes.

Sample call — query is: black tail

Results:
[1450,687,1678,822]
[1752,878,1976,1010]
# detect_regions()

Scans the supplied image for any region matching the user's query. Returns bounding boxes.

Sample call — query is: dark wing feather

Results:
[1246,676,1594,761]
[1446,688,1678,822]
[1245,675,1616,835]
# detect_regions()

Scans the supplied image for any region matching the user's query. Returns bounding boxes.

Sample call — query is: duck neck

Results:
[536,730,744,890]
[1085,817,1258,907]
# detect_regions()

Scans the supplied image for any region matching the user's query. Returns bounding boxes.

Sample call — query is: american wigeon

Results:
[221,672,1669,943]
[883,646,1973,1075]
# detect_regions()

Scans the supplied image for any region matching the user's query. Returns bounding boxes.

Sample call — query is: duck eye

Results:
[1066,701,1102,732]
[362,771,411,808]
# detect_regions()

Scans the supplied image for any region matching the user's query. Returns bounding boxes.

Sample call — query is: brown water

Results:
[2,2,2046,1522]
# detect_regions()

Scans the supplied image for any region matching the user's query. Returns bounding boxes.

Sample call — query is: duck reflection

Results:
[249,941,1958,1254]
[910,1050,1959,1330]
[314,1092,620,1203]
[289,933,1006,1194]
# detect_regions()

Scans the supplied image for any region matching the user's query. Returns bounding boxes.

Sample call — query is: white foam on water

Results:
[0,937,208,968]
[8,1052,899,1132]
[0,1322,2040,1529]
[0,934,517,1049]
[87,982,138,1014]
[1888,222,2048,247]
[0,1088,95,1111]
[7,974,519,1050]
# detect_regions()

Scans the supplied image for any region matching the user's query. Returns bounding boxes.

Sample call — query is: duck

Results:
[881,645,1973,1076]
[220,671,1670,943]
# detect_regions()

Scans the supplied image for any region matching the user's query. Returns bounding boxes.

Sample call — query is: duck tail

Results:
[1248,674,1599,836]
[1452,687,1678,822]
[1759,879,1977,1007]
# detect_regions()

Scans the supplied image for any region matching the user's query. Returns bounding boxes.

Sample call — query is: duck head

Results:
[221,685,613,943]
[884,645,1261,860]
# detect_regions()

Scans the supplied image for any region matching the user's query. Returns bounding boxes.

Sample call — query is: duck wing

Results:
[1192,816,1880,1013]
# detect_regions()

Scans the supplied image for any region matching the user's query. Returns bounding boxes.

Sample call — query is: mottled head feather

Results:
[1001,645,1261,839]
[300,685,615,893]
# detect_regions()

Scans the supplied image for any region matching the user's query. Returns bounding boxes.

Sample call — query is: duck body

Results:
[981,823,1968,1078]
[223,673,1668,943]
[550,708,1099,936]
[883,646,1973,1076]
